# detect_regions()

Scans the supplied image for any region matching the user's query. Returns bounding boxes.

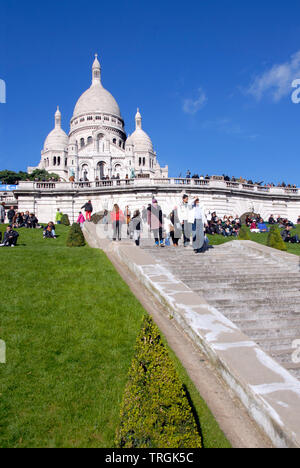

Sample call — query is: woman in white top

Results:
[192,198,207,253]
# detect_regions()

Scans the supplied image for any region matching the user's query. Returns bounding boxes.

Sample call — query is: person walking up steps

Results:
[178,194,194,247]
[110,204,125,241]
[130,210,142,246]
[81,200,93,222]
[191,198,208,254]
[147,198,164,247]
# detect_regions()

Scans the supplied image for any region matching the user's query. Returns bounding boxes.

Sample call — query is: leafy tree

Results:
[29,169,59,181]
[0,169,59,184]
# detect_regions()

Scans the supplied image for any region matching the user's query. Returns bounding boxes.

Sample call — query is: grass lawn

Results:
[207,224,300,256]
[0,225,230,448]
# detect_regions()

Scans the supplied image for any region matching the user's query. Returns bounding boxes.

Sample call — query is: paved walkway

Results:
[140,241,300,381]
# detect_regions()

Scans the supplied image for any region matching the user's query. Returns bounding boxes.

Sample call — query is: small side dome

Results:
[129,108,154,152]
[130,128,153,152]
[125,133,134,146]
[44,107,68,151]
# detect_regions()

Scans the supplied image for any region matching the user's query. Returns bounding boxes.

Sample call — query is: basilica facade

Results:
[30,55,168,181]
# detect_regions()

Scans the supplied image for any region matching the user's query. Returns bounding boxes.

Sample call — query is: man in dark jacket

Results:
[81,200,93,221]
[7,206,15,225]
[0,226,19,247]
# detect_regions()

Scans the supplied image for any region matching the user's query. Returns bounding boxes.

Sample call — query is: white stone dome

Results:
[73,55,121,118]
[44,107,68,151]
[44,128,68,151]
[130,127,153,152]
[129,108,153,152]
[73,83,121,118]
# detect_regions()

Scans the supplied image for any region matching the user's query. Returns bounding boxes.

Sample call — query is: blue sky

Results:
[1,0,300,184]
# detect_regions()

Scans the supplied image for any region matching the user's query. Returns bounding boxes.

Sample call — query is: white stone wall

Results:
[15,182,300,224]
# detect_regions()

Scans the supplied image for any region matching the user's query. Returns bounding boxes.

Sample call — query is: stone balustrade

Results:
[15,178,299,196]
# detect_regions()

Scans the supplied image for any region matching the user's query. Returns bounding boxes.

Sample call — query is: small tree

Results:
[238,225,251,240]
[61,214,70,226]
[66,223,85,247]
[116,315,202,448]
[267,225,287,251]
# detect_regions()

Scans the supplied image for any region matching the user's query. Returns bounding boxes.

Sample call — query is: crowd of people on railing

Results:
[183,170,297,189]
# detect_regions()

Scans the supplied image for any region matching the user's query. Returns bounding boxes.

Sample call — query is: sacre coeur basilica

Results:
[10,55,300,223]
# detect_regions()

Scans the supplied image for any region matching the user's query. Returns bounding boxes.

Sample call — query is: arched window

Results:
[143,157,145,166]
[139,157,141,166]
[80,138,85,148]
[113,138,117,145]
[57,156,61,166]
[87,136,93,145]
[53,156,57,166]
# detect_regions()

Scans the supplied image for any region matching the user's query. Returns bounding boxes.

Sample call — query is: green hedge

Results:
[115,315,202,448]
[238,225,251,240]
[61,214,70,226]
[267,225,287,251]
[66,223,85,247]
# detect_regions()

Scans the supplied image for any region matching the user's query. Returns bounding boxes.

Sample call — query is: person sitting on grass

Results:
[43,222,57,239]
[222,220,233,237]
[250,220,260,233]
[281,225,300,244]
[268,214,276,225]
[16,212,26,228]
[0,226,19,247]
[257,218,269,233]
[26,213,38,229]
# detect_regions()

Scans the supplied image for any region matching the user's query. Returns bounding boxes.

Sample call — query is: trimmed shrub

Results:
[91,211,104,224]
[267,225,287,251]
[66,223,85,247]
[115,315,202,449]
[61,214,70,226]
[238,225,251,240]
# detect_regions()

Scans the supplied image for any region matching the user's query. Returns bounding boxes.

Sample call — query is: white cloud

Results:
[201,118,258,140]
[246,50,300,102]
[182,88,207,114]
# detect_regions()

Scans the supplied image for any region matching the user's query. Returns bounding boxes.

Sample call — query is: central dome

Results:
[72,55,121,119]
[73,83,121,118]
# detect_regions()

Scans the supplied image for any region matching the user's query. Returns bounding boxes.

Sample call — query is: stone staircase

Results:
[140,241,300,381]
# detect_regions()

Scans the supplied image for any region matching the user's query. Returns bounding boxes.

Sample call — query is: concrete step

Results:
[184,278,300,291]
[193,287,300,301]
[212,295,300,308]
[219,308,300,322]
[255,333,300,350]
[237,326,300,340]
[233,317,300,330]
